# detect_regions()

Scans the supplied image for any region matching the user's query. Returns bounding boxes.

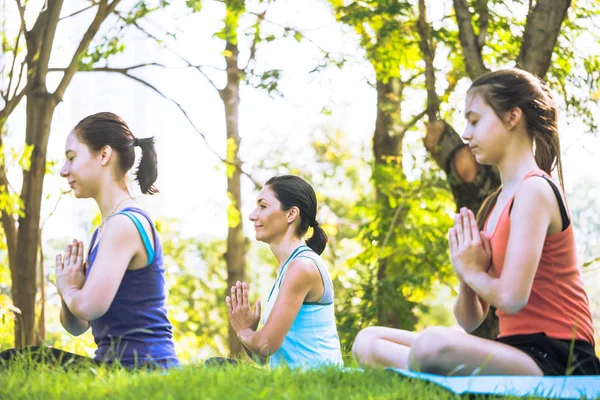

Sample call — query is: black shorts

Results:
[496,332,600,376]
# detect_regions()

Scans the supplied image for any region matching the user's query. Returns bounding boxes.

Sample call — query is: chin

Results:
[474,154,490,165]
[72,188,90,199]
[254,233,269,243]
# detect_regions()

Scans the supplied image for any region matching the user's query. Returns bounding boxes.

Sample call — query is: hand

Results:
[56,239,86,298]
[226,281,261,333]
[448,208,492,281]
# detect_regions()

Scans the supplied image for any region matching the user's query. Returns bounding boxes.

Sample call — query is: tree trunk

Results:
[13,93,56,347]
[1,0,122,347]
[220,37,246,356]
[36,232,46,344]
[372,78,406,328]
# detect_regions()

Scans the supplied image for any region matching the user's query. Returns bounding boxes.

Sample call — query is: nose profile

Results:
[60,162,69,178]
[462,127,472,141]
[249,208,257,221]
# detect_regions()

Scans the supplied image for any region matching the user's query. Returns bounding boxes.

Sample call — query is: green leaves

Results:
[331,0,417,81]
[78,37,126,71]
[186,0,203,12]
[248,69,282,96]
[335,158,456,349]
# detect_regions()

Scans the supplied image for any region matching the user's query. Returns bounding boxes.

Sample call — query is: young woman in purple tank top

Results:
[1,112,178,369]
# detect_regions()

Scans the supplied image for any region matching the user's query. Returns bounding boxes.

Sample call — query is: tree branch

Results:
[40,190,69,231]
[243,11,266,74]
[14,0,26,31]
[69,68,260,189]
[6,26,24,101]
[399,109,428,137]
[474,0,489,49]
[582,256,600,269]
[516,0,571,77]
[369,203,406,271]
[36,0,66,86]
[53,0,122,101]
[0,85,28,123]
[11,61,26,101]
[0,135,18,274]
[116,13,221,92]
[59,2,97,21]
[418,0,438,121]
[50,62,170,74]
[244,10,333,57]
[452,0,488,79]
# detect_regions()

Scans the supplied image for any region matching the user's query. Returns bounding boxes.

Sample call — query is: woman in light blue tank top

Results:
[225,175,343,368]
[51,112,179,368]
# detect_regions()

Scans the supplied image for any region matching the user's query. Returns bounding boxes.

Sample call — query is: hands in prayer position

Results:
[56,239,86,299]
[226,281,261,333]
[448,208,492,281]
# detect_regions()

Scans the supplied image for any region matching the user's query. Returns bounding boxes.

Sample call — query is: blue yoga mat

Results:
[390,368,600,399]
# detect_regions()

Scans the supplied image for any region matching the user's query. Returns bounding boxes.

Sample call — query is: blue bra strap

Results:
[113,211,155,265]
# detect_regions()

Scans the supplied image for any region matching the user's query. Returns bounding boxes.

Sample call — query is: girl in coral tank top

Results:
[352,69,599,376]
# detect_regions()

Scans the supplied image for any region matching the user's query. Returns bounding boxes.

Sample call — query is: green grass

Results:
[0,361,549,400]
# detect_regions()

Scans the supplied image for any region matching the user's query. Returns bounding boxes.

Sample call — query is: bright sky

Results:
[2,0,598,255]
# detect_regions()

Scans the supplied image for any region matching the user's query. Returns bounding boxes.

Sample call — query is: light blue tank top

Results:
[86,208,179,368]
[262,245,343,368]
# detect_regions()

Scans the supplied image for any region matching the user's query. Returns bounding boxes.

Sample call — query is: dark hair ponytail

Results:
[265,175,328,255]
[305,222,328,256]
[134,137,159,194]
[74,112,159,195]
[469,68,564,227]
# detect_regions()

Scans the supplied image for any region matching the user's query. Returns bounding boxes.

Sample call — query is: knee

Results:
[410,327,455,374]
[352,327,379,365]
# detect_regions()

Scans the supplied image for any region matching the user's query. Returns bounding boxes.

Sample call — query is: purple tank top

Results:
[86,207,179,368]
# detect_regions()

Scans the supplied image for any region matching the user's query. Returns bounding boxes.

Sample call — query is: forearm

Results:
[61,288,105,322]
[237,328,279,358]
[241,340,267,364]
[463,272,526,315]
[60,299,89,336]
[454,281,489,333]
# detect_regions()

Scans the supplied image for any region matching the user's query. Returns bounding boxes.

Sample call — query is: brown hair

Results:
[74,112,158,195]
[468,69,563,229]
[265,175,328,255]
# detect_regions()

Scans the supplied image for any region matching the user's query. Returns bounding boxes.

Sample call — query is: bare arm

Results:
[229,258,321,358]
[60,298,90,336]
[463,178,558,314]
[453,280,490,332]
[60,216,144,321]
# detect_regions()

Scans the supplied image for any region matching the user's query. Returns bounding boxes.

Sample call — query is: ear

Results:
[287,206,300,225]
[506,107,523,130]
[98,145,113,166]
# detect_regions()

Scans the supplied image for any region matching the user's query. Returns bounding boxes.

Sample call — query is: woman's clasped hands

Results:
[448,208,492,281]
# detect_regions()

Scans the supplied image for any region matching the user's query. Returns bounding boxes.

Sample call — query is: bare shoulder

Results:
[514,176,557,209]
[283,257,321,286]
[512,175,560,232]
[101,213,142,242]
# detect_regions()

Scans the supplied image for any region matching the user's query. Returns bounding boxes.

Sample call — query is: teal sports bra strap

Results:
[113,211,155,265]
[267,245,311,302]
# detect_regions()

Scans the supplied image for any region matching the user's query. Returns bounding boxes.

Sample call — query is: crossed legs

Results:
[352,326,543,376]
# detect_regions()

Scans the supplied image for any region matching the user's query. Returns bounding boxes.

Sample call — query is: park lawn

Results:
[0,363,538,400]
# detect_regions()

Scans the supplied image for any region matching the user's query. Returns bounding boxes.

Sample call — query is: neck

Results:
[94,183,134,220]
[496,140,539,193]
[269,231,304,272]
